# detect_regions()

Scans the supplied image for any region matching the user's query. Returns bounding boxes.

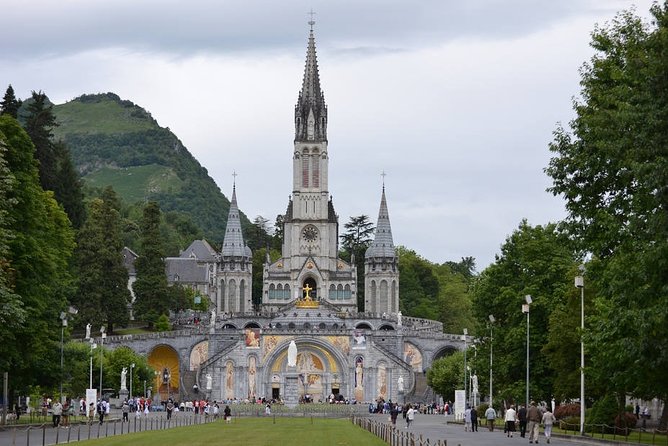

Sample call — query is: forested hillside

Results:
[52,92,250,245]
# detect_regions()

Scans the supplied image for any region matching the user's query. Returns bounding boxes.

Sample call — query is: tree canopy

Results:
[546,3,668,428]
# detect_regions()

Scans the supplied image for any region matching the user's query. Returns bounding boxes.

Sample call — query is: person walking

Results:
[527,401,542,443]
[52,400,63,427]
[406,404,416,429]
[485,405,497,431]
[505,405,517,438]
[518,404,528,438]
[122,400,130,422]
[471,406,478,432]
[541,407,556,443]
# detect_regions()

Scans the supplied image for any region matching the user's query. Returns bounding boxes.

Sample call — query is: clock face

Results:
[302,225,318,242]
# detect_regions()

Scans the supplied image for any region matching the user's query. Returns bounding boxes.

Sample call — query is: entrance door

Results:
[272,388,280,400]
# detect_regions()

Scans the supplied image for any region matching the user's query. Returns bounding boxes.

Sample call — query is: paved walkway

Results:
[375,413,631,446]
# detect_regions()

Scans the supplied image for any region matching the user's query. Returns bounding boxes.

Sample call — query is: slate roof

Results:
[165,258,208,283]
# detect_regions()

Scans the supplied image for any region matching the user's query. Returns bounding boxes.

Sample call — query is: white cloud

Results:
[0,0,657,269]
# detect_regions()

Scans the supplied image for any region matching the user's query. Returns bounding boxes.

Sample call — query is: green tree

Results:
[340,215,374,311]
[398,247,440,320]
[0,114,76,393]
[133,201,171,326]
[73,187,131,333]
[0,85,22,118]
[472,221,575,405]
[0,132,26,361]
[427,351,465,402]
[546,4,668,428]
[22,91,85,228]
[433,262,475,334]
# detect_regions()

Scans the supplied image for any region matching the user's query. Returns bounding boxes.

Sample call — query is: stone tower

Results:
[364,185,399,314]
[262,25,357,312]
[217,183,252,314]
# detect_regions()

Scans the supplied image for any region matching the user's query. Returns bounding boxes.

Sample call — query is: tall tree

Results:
[133,201,171,327]
[340,215,374,311]
[0,85,22,118]
[22,91,85,228]
[0,114,76,393]
[73,187,131,332]
[472,221,575,405]
[0,134,26,363]
[546,4,668,428]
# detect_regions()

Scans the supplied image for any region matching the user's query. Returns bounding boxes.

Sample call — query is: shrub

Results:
[554,404,581,420]
[615,412,637,430]
[560,416,580,431]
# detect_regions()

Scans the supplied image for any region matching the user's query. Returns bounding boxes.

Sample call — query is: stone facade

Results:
[114,24,467,405]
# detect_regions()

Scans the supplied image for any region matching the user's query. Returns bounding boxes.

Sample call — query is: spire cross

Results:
[381,171,387,187]
[308,9,316,30]
[232,170,238,187]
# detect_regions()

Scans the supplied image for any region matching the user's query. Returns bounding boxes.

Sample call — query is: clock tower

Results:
[262,23,357,311]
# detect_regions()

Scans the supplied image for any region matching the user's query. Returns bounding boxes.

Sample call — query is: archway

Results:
[148,345,180,402]
[303,277,317,300]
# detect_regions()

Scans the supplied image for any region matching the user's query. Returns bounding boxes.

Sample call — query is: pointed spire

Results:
[295,19,327,142]
[365,183,396,259]
[221,177,248,257]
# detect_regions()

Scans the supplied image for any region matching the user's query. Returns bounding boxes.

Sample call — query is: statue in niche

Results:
[288,340,298,367]
[206,373,212,390]
[398,376,404,393]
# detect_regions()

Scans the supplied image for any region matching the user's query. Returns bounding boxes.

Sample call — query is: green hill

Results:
[52,92,249,245]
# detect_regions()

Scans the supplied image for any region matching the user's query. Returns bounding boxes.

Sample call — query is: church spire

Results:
[295,19,327,142]
[365,183,396,259]
[221,180,250,258]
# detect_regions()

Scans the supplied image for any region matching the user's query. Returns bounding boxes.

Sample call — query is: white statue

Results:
[472,374,479,395]
[398,376,404,392]
[121,367,127,390]
[210,309,216,323]
[287,340,298,367]
[206,373,212,390]
[397,312,403,326]
[85,323,91,339]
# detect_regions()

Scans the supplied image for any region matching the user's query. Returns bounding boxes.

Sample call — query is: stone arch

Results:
[189,340,209,371]
[222,323,237,330]
[263,337,349,402]
[432,345,459,361]
[378,324,395,331]
[244,321,261,329]
[356,322,372,330]
[148,344,180,401]
[403,342,424,372]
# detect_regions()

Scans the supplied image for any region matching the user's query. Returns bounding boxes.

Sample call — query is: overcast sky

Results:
[1,0,656,270]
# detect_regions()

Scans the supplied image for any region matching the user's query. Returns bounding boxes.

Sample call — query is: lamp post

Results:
[59,306,78,403]
[88,338,97,390]
[130,363,135,399]
[488,314,495,408]
[522,295,532,409]
[462,328,468,410]
[99,326,106,399]
[575,265,585,435]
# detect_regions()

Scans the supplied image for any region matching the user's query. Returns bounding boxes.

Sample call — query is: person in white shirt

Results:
[541,408,556,443]
[505,405,517,438]
[406,405,416,428]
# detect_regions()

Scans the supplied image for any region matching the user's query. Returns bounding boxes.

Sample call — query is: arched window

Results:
[302,150,310,187]
[311,151,320,187]
[380,280,389,314]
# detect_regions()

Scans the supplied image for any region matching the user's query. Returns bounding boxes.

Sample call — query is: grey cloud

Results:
[0,0,620,61]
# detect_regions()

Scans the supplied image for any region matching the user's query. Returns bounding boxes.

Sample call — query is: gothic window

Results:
[229,279,237,313]
[344,284,352,300]
[312,152,320,187]
[329,284,336,300]
[302,154,310,187]
[391,281,397,313]
[284,284,291,300]
[269,284,276,300]
[380,280,389,313]
[239,280,246,313]
[369,281,377,312]
[337,284,343,300]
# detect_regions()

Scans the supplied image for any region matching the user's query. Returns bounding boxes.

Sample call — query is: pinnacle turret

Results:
[221,184,251,258]
[365,185,396,259]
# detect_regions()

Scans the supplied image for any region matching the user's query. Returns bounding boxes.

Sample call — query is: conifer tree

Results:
[133,201,171,327]
[74,187,130,332]
[0,85,22,118]
[0,114,75,391]
[22,91,85,228]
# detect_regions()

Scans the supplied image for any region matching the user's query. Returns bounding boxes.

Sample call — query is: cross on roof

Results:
[308,9,316,30]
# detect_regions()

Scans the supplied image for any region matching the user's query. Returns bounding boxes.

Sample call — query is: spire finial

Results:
[232,170,238,189]
[308,9,316,30]
[381,170,387,190]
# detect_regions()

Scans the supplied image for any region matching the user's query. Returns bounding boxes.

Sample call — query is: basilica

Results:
[118,23,465,406]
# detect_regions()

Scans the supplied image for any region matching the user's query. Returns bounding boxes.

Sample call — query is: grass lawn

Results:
[76,417,386,446]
